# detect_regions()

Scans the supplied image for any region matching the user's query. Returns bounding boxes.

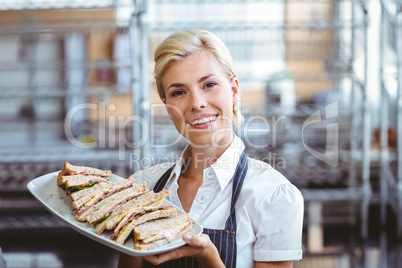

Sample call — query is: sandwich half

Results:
[76,181,147,223]
[63,175,110,195]
[71,176,136,209]
[133,213,194,251]
[103,189,170,232]
[57,161,112,187]
[94,189,171,235]
[114,206,178,245]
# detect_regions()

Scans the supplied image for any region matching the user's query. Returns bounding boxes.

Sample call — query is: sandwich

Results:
[57,161,112,187]
[70,181,113,202]
[76,181,147,223]
[71,176,136,210]
[94,189,170,235]
[55,161,195,251]
[133,212,194,251]
[103,189,170,232]
[114,205,178,245]
[63,175,110,195]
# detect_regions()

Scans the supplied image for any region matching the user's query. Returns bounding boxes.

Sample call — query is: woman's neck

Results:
[184,134,234,178]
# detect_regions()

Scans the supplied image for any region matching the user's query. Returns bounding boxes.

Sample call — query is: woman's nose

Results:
[190,91,207,111]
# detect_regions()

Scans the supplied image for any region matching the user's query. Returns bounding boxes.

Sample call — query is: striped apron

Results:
[146,151,248,268]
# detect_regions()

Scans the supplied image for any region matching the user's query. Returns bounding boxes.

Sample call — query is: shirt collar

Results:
[171,145,192,185]
[170,135,245,190]
[210,135,245,191]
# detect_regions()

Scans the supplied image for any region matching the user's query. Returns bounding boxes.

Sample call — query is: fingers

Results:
[143,248,182,265]
[182,233,210,248]
[144,234,212,266]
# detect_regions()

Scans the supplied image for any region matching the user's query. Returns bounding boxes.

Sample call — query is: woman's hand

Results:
[143,233,225,268]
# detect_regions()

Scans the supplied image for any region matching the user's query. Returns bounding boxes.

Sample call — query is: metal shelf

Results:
[0,88,130,98]
[0,19,117,32]
[0,1,127,10]
[0,215,67,230]
[379,0,402,238]
[301,188,368,202]
[148,20,367,32]
[0,59,131,71]
[0,149,133,164]
[380,0,402,25]
[150,0,368,8]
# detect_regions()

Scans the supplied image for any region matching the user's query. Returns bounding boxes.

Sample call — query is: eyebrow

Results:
[166,74,216,92]
[198,74,215,83]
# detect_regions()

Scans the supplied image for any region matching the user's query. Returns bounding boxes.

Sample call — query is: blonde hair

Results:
[153,29,243,127]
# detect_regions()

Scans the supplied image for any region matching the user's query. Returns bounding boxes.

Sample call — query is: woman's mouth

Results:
[188,115,218,126]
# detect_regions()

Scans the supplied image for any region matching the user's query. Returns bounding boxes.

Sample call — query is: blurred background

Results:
[0,0,401,267]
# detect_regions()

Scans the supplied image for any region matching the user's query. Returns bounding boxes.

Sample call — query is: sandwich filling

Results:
[84,186,148,223]
[112,206,172,238]
[132,213,194,250]
[75,184,134,215]
[139,221,192,244]
[65,176,110,195]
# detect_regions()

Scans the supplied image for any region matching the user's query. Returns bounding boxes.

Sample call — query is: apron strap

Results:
[225,151,247,231]
[153,164,175,193]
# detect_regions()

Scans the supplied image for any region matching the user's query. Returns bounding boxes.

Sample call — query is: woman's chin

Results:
[186,132,233,149]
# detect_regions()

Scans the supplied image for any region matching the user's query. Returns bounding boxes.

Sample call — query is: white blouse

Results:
[132,135,303,267]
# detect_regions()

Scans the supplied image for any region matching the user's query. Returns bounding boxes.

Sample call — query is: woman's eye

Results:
[205,82,217,89]
[171,90,185,97]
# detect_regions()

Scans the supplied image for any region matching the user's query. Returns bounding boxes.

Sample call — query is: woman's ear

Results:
[231,77,240,103]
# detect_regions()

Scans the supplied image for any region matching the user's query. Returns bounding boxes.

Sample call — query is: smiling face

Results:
[162,51,239,148]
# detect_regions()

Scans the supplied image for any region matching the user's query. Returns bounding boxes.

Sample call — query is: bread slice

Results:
[78,183,147,223]
[115,208,178,245]
[71,176,136,209]
[105,189,170,231]
[57,161,112,186]
[95,220,107,235]
[134,220,194,251]
[134,213,191,240]
[70,181,110,201]
[65,175,109,188]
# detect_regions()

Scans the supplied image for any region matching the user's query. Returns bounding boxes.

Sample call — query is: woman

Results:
[118,29,303,268]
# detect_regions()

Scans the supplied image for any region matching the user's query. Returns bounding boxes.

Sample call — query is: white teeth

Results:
[189,115,217,126]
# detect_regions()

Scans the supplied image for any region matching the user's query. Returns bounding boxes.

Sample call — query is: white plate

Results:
[27,171,203,257]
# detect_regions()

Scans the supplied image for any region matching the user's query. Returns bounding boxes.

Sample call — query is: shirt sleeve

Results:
[252,183,304,262]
